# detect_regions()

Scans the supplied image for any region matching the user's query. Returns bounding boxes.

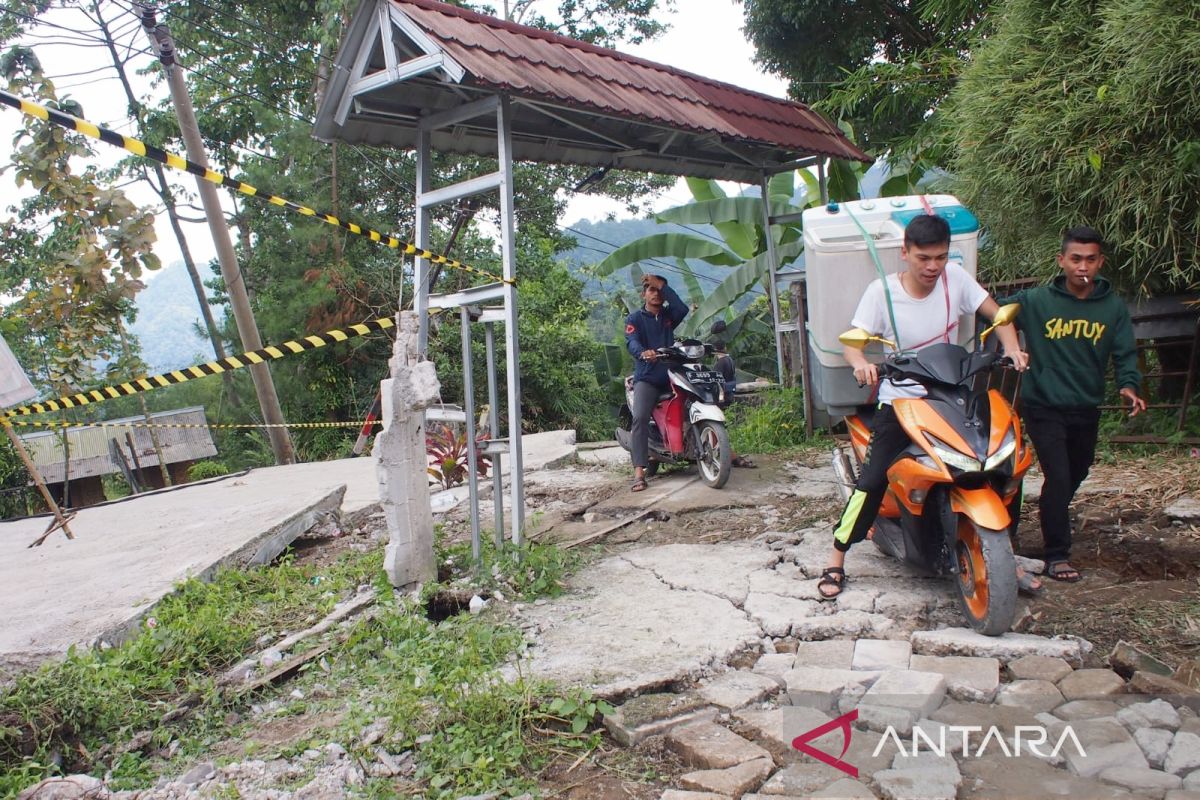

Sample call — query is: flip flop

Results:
[817,566,846,600]
[1046,561,1082,582]
[631,477,648,492]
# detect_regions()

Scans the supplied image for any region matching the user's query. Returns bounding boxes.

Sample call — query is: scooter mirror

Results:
[838,328,896,350]
[980,303,1021,345]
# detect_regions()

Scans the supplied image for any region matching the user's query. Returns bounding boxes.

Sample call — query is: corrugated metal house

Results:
[18,406,218,507]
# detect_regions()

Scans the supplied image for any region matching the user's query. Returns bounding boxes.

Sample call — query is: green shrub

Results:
[187,460,230,481]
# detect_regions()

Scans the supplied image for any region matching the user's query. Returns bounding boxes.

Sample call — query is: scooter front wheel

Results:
[696,421,732,489]
[954,517,1018,636]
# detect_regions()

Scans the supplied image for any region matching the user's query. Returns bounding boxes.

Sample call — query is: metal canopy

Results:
[313,0,870,183]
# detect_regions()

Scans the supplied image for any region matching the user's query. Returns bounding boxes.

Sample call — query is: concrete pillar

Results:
[376,311,441,589]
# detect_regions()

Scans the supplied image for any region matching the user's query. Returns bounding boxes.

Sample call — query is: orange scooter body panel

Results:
[950,485,1011,530]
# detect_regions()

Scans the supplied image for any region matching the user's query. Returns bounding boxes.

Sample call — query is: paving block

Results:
[857,703,917,736]
[1059,668,1127,701]
[678,758,774,797]
[1098,766,1182,797]
[792,610,895,640]
[753,652,797,680]
[908,654,1000,703]
[910,628,1088,666]
[793,640,855,670]
[1120,699,1184,732]
[604,692,717,747]
[852,640,912,672]
[1167,732,1200,777]
[1060,719,1147,778]
[1053,699,1122,721]
[698,670,781,711]
[995,679,1065,713]
[735,706,814,753]
[1007,654,1074,683]
[784,666,881,712]
[858,669,947,721]
[809,778,877,798]
[872,767,959,800]
[1138,727,1177,770]
[666,722,773,770]
[755,762,843,796]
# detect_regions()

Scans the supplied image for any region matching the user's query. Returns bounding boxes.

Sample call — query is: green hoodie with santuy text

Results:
[1004,275,1141,410]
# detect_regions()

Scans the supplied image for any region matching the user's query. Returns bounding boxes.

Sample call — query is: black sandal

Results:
[817,566,846,600]
[631,477,648,492]
[1046,561,1082,582]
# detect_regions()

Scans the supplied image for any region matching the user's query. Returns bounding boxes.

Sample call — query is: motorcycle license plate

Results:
[690,370,722,382]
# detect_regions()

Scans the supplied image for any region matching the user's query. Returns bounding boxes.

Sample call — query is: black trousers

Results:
[833,404,911,553]
[630,380,663,469]
[1022,405,1101,563]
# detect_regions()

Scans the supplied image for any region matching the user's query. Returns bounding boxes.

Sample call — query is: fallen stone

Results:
[181,762,216,785]
[678,757,774,797]
[1110,640,1175,680]
[659,791,731,800]
[1138,728,1178,770]
[873,589,939,619]
[834,587,879,613]
[858,703,918,736]
[1166,732,1200,777]
[16,776,107,800]
[929,700,1042,741]
[604,691,717,747]
[1177,661,1200,693]
[1131,672,1200,711]
[873,767,959,800]
[754,652,797,679]
[1098,766,1182,797]
[755,762,842,796]
[1056,717,1146,778]
[910,628,1088,667]
[1007,654,1074,683]
[736,705,828,753]
[852,640,912,672]
[666,722,773,770]
[698,670,782,712]
[1187,770,1200,790]
[858,669,947,722]
[792,610,894,640]
[744,592,823,638]
[793,640,855,670]
[1165,496,1200,522]
[1058,668,1127,701]
[1166,790,1200,800]
[809,778,877,798]
[1120,699,1184,731]
[908,654,1000,703]
[995,679,1066,713]
[1054,699,1122,721]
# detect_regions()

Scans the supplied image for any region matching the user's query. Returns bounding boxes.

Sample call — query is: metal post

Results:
[415,128,433,352]
[792,280,816,436]
[760,171,786,385]
[817,160,829,205]
[496,96,525,544]
[460,308,482,563]
[485,321,504,547]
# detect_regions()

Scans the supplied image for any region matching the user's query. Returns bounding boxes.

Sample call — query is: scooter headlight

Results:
[984,430,1017,471]
[679,343,705,360]
[925,434,981,473]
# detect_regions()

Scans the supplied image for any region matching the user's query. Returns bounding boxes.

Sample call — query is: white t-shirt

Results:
[851,261,988,404]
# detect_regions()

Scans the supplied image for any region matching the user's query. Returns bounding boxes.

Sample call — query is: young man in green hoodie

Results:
[1006,226,1146,582]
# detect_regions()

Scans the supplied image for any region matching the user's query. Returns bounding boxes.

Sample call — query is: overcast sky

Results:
[0,1,788,269]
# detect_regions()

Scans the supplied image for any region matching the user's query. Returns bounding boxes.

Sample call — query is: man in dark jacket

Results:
[1007,226,1146,582]
[625,273,688,491]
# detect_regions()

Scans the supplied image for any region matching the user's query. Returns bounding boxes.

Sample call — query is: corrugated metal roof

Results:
[313,0,871,183]
[18,407,218,483]
[399,0,865,161]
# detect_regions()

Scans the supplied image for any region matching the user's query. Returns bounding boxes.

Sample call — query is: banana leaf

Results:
[594,233,740,277]
[678,240,805,337]
[674,258,705,307]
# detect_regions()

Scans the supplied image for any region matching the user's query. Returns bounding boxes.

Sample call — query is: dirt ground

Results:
[286,447,1200,796]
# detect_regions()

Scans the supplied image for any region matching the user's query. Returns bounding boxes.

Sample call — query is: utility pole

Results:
[135,4,295,465]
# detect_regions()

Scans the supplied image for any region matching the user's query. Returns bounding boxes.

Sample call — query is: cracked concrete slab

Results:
[622,544,780,606]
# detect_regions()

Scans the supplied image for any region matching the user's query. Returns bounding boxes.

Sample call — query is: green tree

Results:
[940,0,1200,292]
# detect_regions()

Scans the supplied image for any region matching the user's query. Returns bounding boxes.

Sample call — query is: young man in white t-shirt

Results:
[817,215,1031,599]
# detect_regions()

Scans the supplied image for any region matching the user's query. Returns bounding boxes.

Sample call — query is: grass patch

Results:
[726,388,812,454]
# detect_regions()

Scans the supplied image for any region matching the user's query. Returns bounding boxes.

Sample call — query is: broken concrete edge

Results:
[91,485,348,662]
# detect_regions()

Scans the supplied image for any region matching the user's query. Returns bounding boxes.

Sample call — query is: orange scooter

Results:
[832,304,1032,635]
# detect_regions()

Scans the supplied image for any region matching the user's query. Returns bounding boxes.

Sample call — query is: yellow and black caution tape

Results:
[5,419,377,431]
[0,90,510,286]
[3,318,394,418]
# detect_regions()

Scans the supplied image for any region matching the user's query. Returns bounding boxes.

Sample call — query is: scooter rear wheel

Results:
[954,517,1018,636]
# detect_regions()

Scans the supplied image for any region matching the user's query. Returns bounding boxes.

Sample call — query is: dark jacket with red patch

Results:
[625,282,688,387]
